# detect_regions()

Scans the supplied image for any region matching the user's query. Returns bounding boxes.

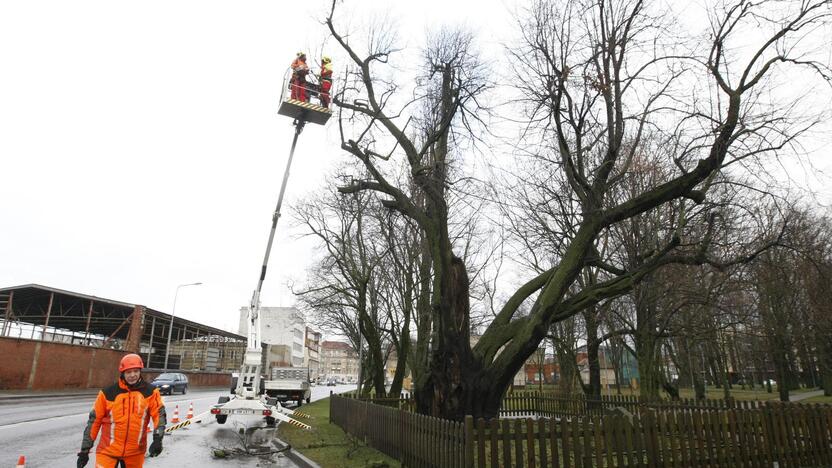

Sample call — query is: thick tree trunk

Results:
[584,309,602,399]
[388,312,410,397]
[357,290,387,396]
[633,284,661,400]
[635,341,660,400]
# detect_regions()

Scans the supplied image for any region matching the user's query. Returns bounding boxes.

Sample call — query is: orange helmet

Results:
[119,353,144,372]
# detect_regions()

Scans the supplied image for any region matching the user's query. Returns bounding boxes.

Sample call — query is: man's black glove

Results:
[76,451,89,468]
[148,435,163,457]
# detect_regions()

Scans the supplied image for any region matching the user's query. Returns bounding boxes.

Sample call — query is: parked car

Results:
[151,372,189,395]
[326,379,337,386]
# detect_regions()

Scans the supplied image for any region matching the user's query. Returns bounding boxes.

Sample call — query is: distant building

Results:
[304,327,322,381]
[238,306,305,367]
[577,348,617,388]
[321,340,359,382]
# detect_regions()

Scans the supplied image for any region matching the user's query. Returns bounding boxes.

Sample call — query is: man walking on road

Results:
[77,354,167,468]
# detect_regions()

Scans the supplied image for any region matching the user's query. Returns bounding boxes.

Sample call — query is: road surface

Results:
[0,384,356,467]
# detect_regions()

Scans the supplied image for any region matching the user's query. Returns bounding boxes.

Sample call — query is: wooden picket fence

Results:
[330,393,467,467]
[341,391,770,419]
[465,405,832,467]
[330,395,832,467]
[499,392,770,419]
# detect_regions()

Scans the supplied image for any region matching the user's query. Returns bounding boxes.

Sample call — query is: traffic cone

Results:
[186,402,194,420]
[16,455,25,467]
[171,405,180,424]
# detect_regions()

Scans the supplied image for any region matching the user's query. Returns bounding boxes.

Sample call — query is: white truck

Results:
[264,367,312,406]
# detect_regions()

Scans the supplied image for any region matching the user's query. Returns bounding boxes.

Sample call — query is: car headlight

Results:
[161,384,170,388]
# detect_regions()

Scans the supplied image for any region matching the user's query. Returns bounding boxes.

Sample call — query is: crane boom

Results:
[237,119,306,397]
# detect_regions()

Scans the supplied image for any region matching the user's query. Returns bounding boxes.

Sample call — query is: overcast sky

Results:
[0,0,517,334]
[2,1,830,335]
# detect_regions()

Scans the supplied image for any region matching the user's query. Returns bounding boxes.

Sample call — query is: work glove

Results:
[76,451,89,468]
[148,435,163,457]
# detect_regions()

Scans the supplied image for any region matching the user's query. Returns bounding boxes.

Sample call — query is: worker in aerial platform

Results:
[319,56,333,108]
[290,52,309,102]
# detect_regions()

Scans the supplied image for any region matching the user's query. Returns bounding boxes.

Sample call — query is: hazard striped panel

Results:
[285,418,311,430]
[291,411,311,419]
[277,98,332,125]
[165,419,192,433]
[285,99,332,113]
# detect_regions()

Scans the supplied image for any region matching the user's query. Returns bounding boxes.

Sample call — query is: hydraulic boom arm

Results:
[237,119,306,398]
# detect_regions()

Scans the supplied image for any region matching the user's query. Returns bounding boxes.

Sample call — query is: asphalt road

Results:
[0,384,356,467]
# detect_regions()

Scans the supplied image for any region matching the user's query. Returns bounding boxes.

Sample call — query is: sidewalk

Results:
[789,389,825,402]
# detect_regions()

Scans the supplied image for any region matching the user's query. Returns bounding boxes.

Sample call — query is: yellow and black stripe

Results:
[286,99,331,113]
[291,411,311,419]
[165,419,192,433]
[285,418,311,430]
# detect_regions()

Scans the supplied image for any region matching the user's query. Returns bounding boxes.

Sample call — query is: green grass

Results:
[510,384,805,401]
[675,387,780,401]
[277,397,401,468]
[803,394,832,404]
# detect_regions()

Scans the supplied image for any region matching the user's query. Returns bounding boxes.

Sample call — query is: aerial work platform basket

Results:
[277,68,332,125]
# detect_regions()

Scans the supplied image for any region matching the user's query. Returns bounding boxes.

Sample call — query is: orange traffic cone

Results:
[186,402,194,420]
[171,405,180,424]
[16,455,25,467]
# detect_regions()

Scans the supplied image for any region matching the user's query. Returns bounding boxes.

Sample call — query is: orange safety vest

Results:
[80,378,166,458]
[291,58,308,79]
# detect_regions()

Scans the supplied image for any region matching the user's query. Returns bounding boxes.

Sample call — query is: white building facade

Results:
[238,306,306,367]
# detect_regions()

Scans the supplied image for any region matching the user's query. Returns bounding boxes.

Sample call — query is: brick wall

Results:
[0,337,231,390]
[142,370,231,388]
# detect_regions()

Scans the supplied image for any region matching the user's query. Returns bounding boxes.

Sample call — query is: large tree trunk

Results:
[414,253,479,419]
[358,289,388,396]
[633,284,661,400]
[584,308,602,399]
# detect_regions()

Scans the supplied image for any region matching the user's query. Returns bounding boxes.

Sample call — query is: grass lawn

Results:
[804,394,832,404]
[277,397,400,468]
[509,384,819,401]
[676,387,779,401]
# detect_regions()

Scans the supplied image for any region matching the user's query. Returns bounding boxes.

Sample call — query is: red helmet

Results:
[119,354,144,372]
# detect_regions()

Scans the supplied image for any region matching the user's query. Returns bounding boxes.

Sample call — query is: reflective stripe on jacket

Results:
[80,378,166,458]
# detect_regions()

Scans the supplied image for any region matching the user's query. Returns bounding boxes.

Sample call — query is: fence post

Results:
[329,390,333,423]
[464,415,475,468]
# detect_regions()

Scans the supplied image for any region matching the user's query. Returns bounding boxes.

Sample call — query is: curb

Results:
[272,437,321,468]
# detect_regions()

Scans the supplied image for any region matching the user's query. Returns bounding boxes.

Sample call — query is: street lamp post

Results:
[163,282,202,371]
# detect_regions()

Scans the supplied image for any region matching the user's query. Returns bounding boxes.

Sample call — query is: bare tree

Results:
[324,0,832,418]
[293,179,396,396]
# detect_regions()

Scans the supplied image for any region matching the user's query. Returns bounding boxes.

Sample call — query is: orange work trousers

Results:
[95,452,145,468]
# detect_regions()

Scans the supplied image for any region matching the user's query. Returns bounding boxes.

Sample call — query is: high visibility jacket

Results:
[291,58,308,78]
[320,62,333,82]
[80,377,167,458]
